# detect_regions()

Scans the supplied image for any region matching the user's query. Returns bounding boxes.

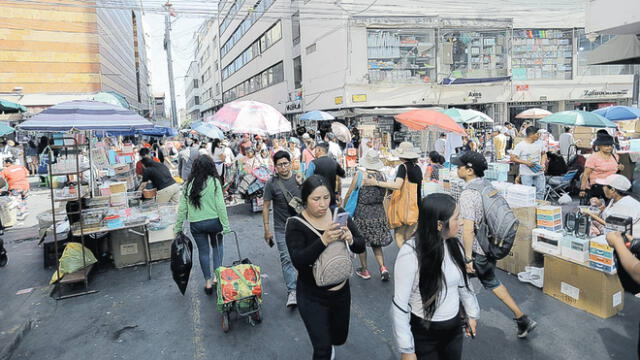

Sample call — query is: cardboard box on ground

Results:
[543,254,624,319]
[496,206,543,275]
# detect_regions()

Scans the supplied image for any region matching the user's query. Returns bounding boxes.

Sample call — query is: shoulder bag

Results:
[290,208,353,287]
[343,171,363,217]
[275,176,304,214]
[387,163,419,228]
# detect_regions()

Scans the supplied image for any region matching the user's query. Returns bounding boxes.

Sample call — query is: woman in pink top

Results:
[302,140,315,167]
[579,133,624,200]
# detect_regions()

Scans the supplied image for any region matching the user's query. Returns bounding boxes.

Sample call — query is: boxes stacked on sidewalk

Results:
[536,206,563,232]
[588,236,617,274]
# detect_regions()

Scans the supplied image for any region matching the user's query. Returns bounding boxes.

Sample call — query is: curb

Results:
[0,319,33,360]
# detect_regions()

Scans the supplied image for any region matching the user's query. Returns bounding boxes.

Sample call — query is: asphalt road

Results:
[1,194,639,360]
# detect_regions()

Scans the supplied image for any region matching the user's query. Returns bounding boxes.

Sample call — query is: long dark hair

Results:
[415,193,469,320]
[186,155,220,209]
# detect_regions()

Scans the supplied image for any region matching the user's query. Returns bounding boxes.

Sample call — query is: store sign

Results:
[516,85,529,91]
[468,91,482,98]
[335,96,343,105]
[285,100,302,113]
[583,89,629,97]
[352,94,367,103]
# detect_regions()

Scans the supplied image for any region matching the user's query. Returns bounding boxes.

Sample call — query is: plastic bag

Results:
[171,231,193,295]
[558,193,572,205]
[49,242,98,284]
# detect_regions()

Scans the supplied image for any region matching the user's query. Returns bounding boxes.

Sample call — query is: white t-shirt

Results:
[559,133,574,158]
[602,196,640,236]
[212,147,225,162]
[329,141,342,160]
[434,138,446,156]
[513,140,544,176]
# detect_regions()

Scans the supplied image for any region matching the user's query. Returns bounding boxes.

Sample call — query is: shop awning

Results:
[0,99,26,113]
[588,34,640,65]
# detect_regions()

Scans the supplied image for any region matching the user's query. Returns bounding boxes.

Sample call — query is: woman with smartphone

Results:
[285,175,365,360]
[392,193,479,360]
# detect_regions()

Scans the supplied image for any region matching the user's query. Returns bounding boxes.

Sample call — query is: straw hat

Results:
[392,141,420,159]
[359,149,384,170]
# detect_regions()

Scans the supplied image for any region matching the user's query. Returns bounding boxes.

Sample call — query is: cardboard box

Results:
[513,206,537,229]
[497,225,542,274]
[110,226,147,268]
[150,239,172,262]
[543,255,624,319]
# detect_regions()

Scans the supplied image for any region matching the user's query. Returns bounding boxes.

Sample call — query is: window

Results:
[215,83,220,95]
[195,96,200,105]
[214,61,219,71]
[223,62,284,102]
[202,67,211,83]
[293,56,302,89]
[220,0,246,35]
[220,0,276,58]
[193,79,199,88]
[439,29,508,80]
[292,11,300,45]
[576,29,639,76]
[511,29,573,81]
[367,29,436,84]
[222,21,282,80]
[306,43,316,55]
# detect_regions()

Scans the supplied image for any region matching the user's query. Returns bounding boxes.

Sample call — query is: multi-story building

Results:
[185,61,201,123]
[0,0,151,115]
[153,93,166,120]
[194,19,223,119]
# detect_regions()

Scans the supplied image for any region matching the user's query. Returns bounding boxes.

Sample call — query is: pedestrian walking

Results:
[175,155,231,294]
[138,157,181,204]
[263,150,302,308]
[211,139,226,179]
[285,175,365,360]
[579,133,623,200]
[453,151,537,338]
[392,193,479,360]
[344,150,392,281]
[511,127,546,200]
[369,142,422,248]
[25,140,38,176]
[178,139,200,180]
[305,142,346,206]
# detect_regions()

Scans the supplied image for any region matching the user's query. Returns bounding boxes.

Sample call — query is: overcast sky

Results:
[143,13,204,113]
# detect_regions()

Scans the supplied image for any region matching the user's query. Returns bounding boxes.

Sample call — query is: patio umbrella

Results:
[395,110,465,135]
[331,122,352,143]
[0,99,26,113]
[300,110,334,122]
[442,108,494,124]
[18,100,153,131]
[206,101,291,136]
[191,121,224,139]
[538,110,617,128]
[592,106,640,121]
[516,108,552,119]
[0,122,15,136]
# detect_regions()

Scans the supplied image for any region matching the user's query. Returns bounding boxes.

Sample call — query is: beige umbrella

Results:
[516,108,552,119]
[331,122,352,143]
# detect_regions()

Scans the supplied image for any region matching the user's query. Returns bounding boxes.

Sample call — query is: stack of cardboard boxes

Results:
[536,206,563,232]
[588,235,617,274]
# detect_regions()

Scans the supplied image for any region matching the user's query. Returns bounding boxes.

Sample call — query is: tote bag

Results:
[387,164,419,228]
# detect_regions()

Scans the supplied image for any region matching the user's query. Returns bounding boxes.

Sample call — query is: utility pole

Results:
[164,2,179,128]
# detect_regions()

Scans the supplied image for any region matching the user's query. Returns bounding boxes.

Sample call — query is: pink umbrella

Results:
[205,101,291,136]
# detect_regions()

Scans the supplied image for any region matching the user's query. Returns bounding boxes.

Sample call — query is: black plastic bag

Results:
[171,232,193,295]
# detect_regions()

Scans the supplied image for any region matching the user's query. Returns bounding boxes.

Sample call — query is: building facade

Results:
[153,93,166,120]
[0,0,151,115]
[194,19,223,119]
[184,61,201,123]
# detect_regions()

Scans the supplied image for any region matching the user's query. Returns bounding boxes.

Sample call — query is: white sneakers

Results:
[286,291,297,308]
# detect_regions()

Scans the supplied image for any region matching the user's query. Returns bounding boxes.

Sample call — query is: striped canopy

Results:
[18,100,153,132]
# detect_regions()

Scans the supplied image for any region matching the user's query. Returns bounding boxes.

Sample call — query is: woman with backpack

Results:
[285,175,365,359]
[174,155,231,294]
[392,193,479,360]
[366,142,422,248]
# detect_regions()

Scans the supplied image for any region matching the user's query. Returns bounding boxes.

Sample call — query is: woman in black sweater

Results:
[286,175,365,360]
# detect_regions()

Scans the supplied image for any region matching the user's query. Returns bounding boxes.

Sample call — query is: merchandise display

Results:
[537,206,563,232]
[512,29,573,81]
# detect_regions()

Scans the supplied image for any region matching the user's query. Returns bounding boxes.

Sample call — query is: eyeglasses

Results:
[276,162,291,168]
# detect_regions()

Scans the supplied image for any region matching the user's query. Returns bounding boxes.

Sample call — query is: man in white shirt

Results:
[434,133,447,157]
[511,127,546,200]
[559,127,576,161]
[325,132,343,161]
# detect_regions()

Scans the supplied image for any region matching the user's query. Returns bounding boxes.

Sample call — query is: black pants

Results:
[297,283,351,360]
[410,313,464,360]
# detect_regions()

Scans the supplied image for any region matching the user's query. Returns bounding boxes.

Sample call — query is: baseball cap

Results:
[595,174,631,192]
[451,151,488,175]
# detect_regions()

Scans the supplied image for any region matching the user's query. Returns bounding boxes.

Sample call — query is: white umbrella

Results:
[516,108,552,119]
[206,100,291,136]
[331,122,352,143]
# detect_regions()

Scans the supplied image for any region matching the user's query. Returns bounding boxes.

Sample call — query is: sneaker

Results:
[286,291,297,309]
[515,315,537,338]
[330,345,335,360]
[355,268,371,280]
[380,266,390,281]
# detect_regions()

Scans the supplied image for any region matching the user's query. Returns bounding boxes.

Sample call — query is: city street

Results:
[0,187,638,360]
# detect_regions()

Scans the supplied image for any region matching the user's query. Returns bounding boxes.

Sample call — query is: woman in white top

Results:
[392,193,479,360]
[582,174,640,235]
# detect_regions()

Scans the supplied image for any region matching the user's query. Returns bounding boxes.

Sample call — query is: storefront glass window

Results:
[512,29,573,81]
[367,29,436,84]
[439,29,508,80]
[576,30,639,76]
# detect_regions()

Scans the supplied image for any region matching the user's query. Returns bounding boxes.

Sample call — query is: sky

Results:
[143,13,204,114]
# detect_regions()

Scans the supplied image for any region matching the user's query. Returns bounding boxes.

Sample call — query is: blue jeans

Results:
[190,218,224,280]
[275,230,297,292]
[521,173,546,200]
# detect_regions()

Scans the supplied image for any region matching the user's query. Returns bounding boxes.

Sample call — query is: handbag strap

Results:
[290,216,323,239]
[275,176,295,203]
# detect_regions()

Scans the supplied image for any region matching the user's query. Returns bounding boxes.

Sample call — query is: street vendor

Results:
[0,158,29,194]
[581,174,640,236]
[138,157,180,204]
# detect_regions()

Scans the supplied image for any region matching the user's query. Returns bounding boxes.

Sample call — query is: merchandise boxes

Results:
[506,184,536,208]
[536,206,563,232]
[149,227,174,262]
[110,226,147,268]
[497,224,542,274]
[532,228,563,256]
[543,255,624,319]
[589,235,617,274]
[560,235,590,264]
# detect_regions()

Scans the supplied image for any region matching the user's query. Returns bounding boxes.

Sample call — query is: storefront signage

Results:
[468,91,482,99]
[515,85,529,91]
[285,100,302,113]
[334,96,343,105]
[352,94,367,103]
[583,89,629,97]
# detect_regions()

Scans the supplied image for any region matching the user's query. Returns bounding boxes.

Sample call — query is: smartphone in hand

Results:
[334,212,349,227]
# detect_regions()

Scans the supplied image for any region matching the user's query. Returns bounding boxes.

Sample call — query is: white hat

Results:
[391,141,420,159]
[595,174,632,192]
[302,133,311,139]
[359,149,384,170]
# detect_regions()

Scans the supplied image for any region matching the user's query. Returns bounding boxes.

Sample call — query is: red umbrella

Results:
[395,109,465,135]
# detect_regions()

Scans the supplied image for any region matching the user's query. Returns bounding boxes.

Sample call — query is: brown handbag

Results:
[387,164,419,229]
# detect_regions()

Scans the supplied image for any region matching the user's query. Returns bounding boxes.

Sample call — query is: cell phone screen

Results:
[334,212,349,227]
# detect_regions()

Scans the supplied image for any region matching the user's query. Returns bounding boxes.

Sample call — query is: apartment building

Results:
[185,61,201,123]
[0,0,151,115]
[194,19,223,119]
